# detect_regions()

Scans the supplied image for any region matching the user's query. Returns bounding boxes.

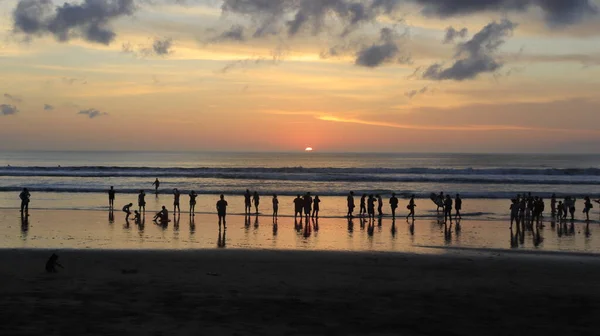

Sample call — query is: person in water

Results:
[189,191,198,216]
[244,189,251,215]
[252,191,260,214]
[455,194,462,220]
[312,195,321,218]
[293,195,303,219]
[216,194,228,228]
[376,194,383,217]
[347,191,355,218]
[123,203,133,220]
[173,188,181,213]
[108,186,115,209]
[303,192,313,218]
[389,193,398,219]
[272,194,279,219]
[19,188,30,214]
[138,190,146,213]
[152,178,160,194]
[406,195,416,221]
[360,194,367,217]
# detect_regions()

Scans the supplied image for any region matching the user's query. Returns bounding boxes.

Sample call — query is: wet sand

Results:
[1,249,599,335]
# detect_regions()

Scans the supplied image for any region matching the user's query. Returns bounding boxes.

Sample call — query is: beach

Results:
[1,248,599,335]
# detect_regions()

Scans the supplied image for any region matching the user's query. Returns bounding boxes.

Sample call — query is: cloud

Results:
[219,45,288,73]
[44,104,54,111]
[12,0,135,45]
[355,27,410,67]
[443,26,468,44]
[3,93,23,103]
[423,20,516,81]
[78,108,108,118]
[211,25,246,42]
[405,86,428,99]
[123,37,175,57]
[1,104,19,116]
[62,77,86,85]
[150,37,173,56]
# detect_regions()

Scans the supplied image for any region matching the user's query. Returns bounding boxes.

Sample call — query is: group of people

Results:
[509,193,599,228]
[347,192,419,221]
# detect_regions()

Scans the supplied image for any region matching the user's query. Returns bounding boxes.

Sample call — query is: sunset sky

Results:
[1,0,600,153]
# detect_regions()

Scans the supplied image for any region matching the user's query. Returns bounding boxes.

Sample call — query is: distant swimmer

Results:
[444,194,453,223]
[173,188,181,213]
[216,194,228,228]
[455,194,462,220]
[406,195,416,221]
[153,206,169,225]
[347,191,355,218]
[152,178,160,194]
[377,194,383,217]
[253,191,260,214]
[293,195,303,219]
[189,191,197,216]
[244,189,251,214]
[367,195,375,220]
[312,195,320,218]
[272,194,279,219]
[108,186,115,209]
[45,253,63,273]
[122,203,133,220]
[138,190,146,213]
[19,188,30,214]
[303,192,313,218]
[584,196,593,221]
[360,194,367,217]
[389,193,398,219]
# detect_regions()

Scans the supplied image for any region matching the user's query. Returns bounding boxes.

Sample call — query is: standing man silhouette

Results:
[347,191,355,218]
[173,188,181,213]
[216,194,228,228]
[108,186,115,209]
[252,191,260,214]
[152,178,160,194]
[389,193,398,219]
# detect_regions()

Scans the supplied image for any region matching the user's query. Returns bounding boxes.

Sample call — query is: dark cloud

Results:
[78,108,108,118]
[151,37,173,55]
[123,37,174,57]
[212,25,246,42]
[3,93,23,103]
[44,104,54,111]
[405,86,428,98]
[1,104,19,116]
[355,28,410,67]
[443,26,468,44]
[423,20,516,81]
[12,0,135,45]
[219,45,288,73]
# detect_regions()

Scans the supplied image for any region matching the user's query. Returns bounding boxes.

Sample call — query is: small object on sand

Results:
[45,253,64,273]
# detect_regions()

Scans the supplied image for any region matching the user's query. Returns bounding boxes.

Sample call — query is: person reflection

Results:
[510,228,518,248]
[312,217,319,232]
[245,214,251,229]
[444,222,452,243]
[20,213,29,238]
[254,214,259,229]
[190,215,196,234]
[218,228,226,248]
[273,221,278,236]
[533,225,542,247]
[585,221,591,238]
[377,216,382,228]
[303,216,312,238]
[294,217,302,232]
[455,219,461,235]
[409,219,415,236]
[347,217,354,233]
[360,217,366,230]
[391,219,396,236]
[108,209,114,224]
[367,218,375,236]
[174,213,180,231]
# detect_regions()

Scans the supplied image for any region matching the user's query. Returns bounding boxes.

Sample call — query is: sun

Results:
[305,147,313,152]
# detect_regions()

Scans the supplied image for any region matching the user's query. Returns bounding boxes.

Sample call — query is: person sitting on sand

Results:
[45,253,63,273]
[19,188,30,214]
[153,206,169,225]
[389,193,398,219]
[123,203,133,220]
[216,194,228,228]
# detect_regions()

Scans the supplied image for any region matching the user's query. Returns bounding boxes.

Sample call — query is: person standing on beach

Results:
[19,188,31,214]
[360,194,367,217]
[189,191,197,216]
[108,186,115,209]
[389,193,398,219]
[252,191,260,214]
[244,189,251,215]
[551,194,557,217]
[406,195,416,221]
[152,178,160,194]
[303,192,313,218]
[173,188,181,213]
[138,190,146,214]
[347,191,355,218]
[455,194,462,220]
[584,196,593,221]
[367,195,375,220]
[444,195,453,223]
[312,196,320,218]
[377,195,383,217]
[123,203,133,220]
[216,194,228,228]
[272,194,279,219]
[510,199,519,228]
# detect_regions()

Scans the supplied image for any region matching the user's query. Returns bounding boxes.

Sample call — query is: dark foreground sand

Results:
[1,249,599,336]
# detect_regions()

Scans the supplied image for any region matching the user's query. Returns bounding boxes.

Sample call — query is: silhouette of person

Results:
[367,195,375,220]
[312,196,320,218]
[109,209,114,224]
[272,194,279,220]
[437,192,444,213]
[133,210,141,224]
[557,200,564,220]
[108,186,115,209]
[189,191,197,216]
[152,178,160,194]
[389,193,398,219]
[347,191,355,218]
[173,188,181,213]
[455,194,462,220]
[550,194,557,217]
[123,203,133,220]
[216,194,228,228]
[244,189,251,214]
[360,194,367,217]
[293,194,303,219]
[303,192,313,218]
[252,191,260,214]
[444,195,453,223]
[19,188,30,214]
[173,212,180,231]
[45,253,63,273]
[406,195,415,221]
[510,198,519,228]
[584,196,593,221]
[138,190,146,213]
[377,194,383,217]
[153,206,169,225]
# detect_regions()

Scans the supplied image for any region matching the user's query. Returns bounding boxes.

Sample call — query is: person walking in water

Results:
[377,194,383,217]
[303,192,313,218]
[138,190,146,214]
[173,188,181,213]
[406,195,416,221]
[152,178,160,194]
[272,194,279,220]
[347,191,355,218]
[455,194,462,220]
[189,191,197,216]
[19,188,31,214]
[244,189,251,215]
[216,194,228,228]
[360,194,367,217]
[122,203,133,220]
[108,186,115,209]
[389,193,398,219]
[367,195,376,220]
[444,194,453,223]
[584,196,593,221]
[252,191,260,214]
[312,195,321,218]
